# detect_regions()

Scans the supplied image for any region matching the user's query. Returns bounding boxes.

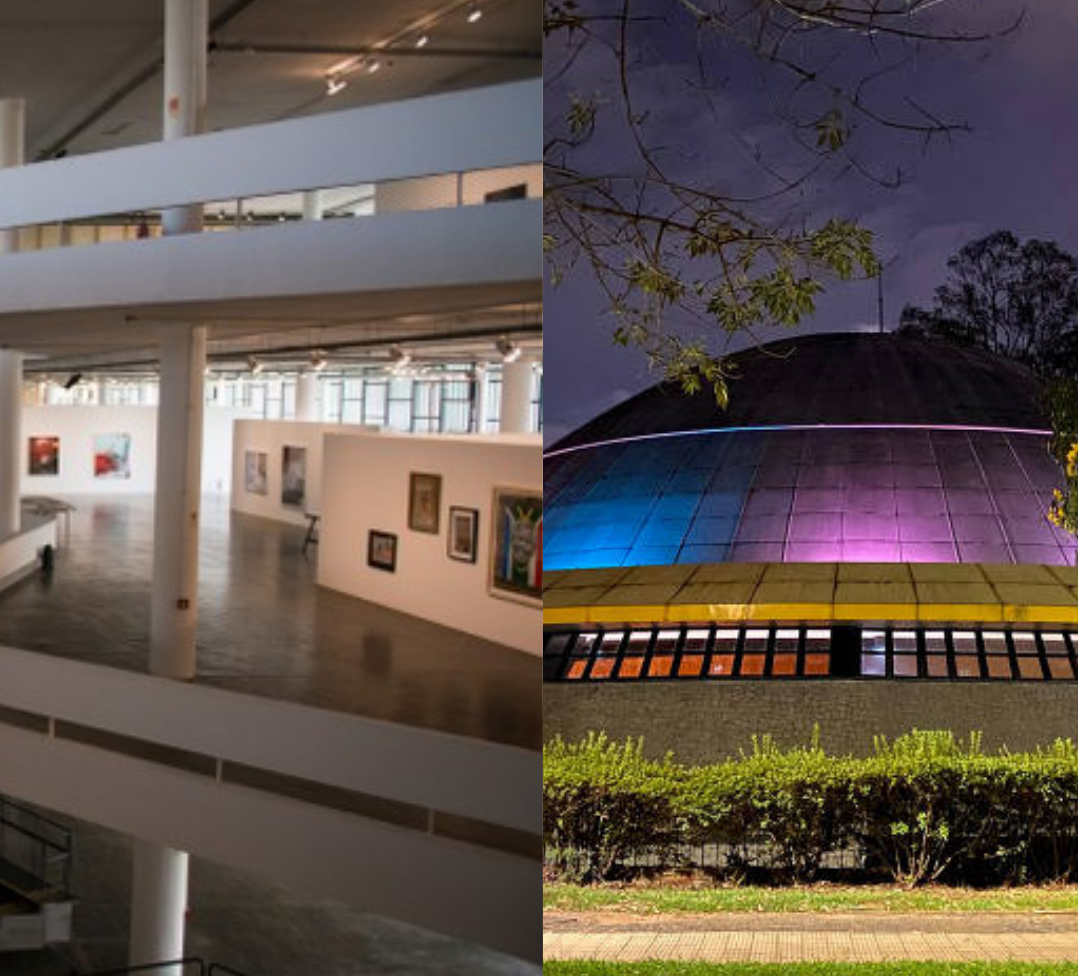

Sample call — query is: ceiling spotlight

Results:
[415,33,429,48]
[309,351,328,372]
[367,59,382,74]
[467,3,483,23]
[495,338,521,363]
[326,76,348,96]
[247,355,264,376]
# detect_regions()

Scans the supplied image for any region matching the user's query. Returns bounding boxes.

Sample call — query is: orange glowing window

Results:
[1017,656,1044,680]
[954,655,980,679]
[1047,656,1074,680]
[771,654,797,676]
[893,655,918,678]
[617,656,644,679]
[678,655,704,676]
[589,658,616,680]
[803,653,829,676]
[986,655,1012,679]
[708,654,735,677]
[566,660,588,680]
[739,655,766,677]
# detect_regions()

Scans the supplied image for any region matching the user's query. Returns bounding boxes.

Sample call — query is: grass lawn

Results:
[544,882,1078,914]
[544,964,1078,976]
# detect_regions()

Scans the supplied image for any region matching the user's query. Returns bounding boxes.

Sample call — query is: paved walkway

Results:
[544,911,1078,963]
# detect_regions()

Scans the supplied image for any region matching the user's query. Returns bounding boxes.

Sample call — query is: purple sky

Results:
[544,1,1078,446]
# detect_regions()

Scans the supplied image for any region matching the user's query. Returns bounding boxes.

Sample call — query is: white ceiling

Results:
[0,0,541,375]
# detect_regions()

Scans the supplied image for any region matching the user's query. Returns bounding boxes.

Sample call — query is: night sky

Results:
[544,0,1078,446]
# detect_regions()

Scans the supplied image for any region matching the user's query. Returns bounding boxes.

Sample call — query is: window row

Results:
[544,625,1078,683]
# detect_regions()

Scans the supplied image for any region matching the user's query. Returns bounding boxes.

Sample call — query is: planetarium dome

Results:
[545,333,1073,570]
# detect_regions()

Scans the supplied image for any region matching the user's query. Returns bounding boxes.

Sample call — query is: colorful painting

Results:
[368,530,397,572]
[447,506,479,563]
[28,436,60,476]
[408,472,442,534]
[245,450,268,495]
[93,433,131,479]
[489,487,542,606]
[281,446,306,507]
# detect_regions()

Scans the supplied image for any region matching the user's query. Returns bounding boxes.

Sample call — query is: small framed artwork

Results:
[245,450,268,495]
[28,436,60,476]
[408,472,442,534]
[368,530,398,572]
[94,433,132,479]
[447,506,479,563]
[489,486,542,606]
[281,445,307,508]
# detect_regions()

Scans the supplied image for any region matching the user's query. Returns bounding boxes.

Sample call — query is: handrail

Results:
[0,80,539,229]
[74,958,257,976]
[75,958,206,975]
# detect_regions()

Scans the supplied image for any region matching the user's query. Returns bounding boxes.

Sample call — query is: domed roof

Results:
[553,333,1048,452]
[544,333,1071,571]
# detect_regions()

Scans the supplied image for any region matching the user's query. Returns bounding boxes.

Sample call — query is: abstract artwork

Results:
[281,446,306,507]
[408,472,442,534]
[28,436,60,476]
[245,450,268,495]
[489,487,542,606]
[93,433,131,479]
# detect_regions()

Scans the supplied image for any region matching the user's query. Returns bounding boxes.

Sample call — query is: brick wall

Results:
[544,682,1078,762]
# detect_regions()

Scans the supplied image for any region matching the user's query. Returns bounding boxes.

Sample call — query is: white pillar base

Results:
[129,839,188,971]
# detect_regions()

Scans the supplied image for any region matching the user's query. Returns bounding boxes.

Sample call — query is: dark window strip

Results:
[55,720,217,778]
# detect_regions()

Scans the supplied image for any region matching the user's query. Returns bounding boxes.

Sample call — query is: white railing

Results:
[0,81,539,229]
[0,643,538,959]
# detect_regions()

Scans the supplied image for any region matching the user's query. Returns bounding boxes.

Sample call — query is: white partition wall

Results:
[21,405,244,495]
[318,432,541,654]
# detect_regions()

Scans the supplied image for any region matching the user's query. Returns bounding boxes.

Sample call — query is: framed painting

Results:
[28,436,60,476]
[245,450,268,495]
[93,433,131,479]
[408,472,442,533]
[488,486,542,606]
[447,506,479,563]
[281,445,307,507]
[368,530,397,572]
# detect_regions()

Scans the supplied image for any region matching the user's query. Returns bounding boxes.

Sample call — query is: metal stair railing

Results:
[74,959,257,976]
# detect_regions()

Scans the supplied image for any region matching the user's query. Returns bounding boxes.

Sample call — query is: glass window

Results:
[709,629,738,677]
[925,631,949,678]
[771,629,799,676]
[953,631,980,679]
[678,628,709,677]
[589,632,624,680]
[1042,633,1069,656]
[647,629,680,678]
[1017,655,1045,680]
[861,630,886,677]
[804,628,830,676]
[616,631,651,679]
[893,654,918,677]
[565,632,599,680]
[1047,656,1075,680]
[739,628,768,677]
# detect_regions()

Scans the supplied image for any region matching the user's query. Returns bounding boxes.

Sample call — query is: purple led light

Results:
[544,423,1053,460]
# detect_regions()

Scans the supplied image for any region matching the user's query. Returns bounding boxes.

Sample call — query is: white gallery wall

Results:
[230,420,377,526]
[319,431,541,655]
[21,405,246,495]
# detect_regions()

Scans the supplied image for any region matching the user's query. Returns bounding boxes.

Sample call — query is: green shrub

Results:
[543,733,685,882]
[543,730,1078,886]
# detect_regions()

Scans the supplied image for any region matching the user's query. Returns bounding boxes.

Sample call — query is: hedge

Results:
[543,731,1078,886]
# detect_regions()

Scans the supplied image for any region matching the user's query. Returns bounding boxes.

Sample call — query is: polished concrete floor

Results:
[0,494,540,749]
[0,494,540,976]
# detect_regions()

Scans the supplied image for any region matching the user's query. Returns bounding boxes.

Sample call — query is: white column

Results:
[161,0,207,236]
[0,351,22,540]
[150,325,206,679]
[296,372,320,421]
[499,357,535,433]
[0,99,24,255]
[473,364,490,434]
[129,840,189,971]
[135,2,206,968]
[302,190,325,221]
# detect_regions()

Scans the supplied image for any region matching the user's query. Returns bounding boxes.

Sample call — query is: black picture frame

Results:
[368,530,398,572]
[447,506,479,563]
